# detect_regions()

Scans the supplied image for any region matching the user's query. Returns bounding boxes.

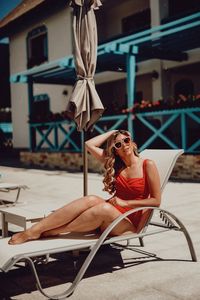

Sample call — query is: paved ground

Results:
[0,165,200,300]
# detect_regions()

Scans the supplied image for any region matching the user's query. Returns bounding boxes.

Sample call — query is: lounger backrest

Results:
[140,149,184,192]
[138,149,183,233]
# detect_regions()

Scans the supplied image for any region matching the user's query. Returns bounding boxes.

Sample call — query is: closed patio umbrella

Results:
[66,0,104,195]
[66,0,104,131]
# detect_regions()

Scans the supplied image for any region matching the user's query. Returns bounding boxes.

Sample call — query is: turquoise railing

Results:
[29,107,200,153]
[135,107,200,153]
[30,120,81,152]
[0,123,13,133]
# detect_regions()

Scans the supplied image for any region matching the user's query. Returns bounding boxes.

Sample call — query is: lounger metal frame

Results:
[0,184,28,206]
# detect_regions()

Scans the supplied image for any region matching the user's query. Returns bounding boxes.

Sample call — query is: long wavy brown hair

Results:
[103,130,139,195]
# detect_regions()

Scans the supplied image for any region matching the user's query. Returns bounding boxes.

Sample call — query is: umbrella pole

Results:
[83,131,88,196]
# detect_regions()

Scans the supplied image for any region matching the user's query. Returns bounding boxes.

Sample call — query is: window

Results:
[27,25,48,69]
[122,9,151,35]
[135,91,143,103]
[174,79,194,100]
[168,0,200,18]
[30,94,50,123]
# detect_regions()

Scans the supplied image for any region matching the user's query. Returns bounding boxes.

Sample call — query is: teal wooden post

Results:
[27,79,35,151]
[126,54,136,138]
[54,123,58,150]
[181,112,186,151]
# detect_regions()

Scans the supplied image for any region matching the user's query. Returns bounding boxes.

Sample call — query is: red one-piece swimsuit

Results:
[114,159,150,228]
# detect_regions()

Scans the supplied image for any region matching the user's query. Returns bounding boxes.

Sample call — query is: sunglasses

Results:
[114,137,131,149]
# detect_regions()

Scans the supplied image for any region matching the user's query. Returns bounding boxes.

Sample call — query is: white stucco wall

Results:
[9,6,73,148]
[10,83,29,148]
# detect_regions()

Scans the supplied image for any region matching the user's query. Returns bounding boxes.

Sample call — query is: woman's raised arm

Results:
[85,130,116,162]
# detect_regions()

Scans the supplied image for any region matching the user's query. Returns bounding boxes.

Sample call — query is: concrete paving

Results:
[0,165,200,300]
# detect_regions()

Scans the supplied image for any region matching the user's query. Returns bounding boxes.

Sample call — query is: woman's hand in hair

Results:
[108,196,128,207]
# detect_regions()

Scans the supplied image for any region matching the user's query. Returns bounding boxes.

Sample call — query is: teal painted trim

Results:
[98,114,126,121]
[54,123,58,150]
[31,70,55,78]
[137,114,179,150]
[58,124,80,151]
[186,111,200,124]
[187,139,200,152]
[31,67,64,79]
[26,25,48,69]
[98,12,200,51]
[93,126,105,134]
[125,20,200,47]
[59,57,74,68]
[99,43,138,55]
[10,75,19,83]
[28,108,199,153]
[0,123,13,133]
[19,75,28,83]
[185,111,200,152]
[181,113,187,150]
[29,120,81,151]
[109,118,127,130]
[27,80,34,150]
[137,107,200,117]
[10,12,200,83]
[35,125,55,150]
[10,55,74,82]
[126,54,136,138]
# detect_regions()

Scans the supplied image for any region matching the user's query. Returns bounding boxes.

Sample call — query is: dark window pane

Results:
[122,9,151,35]
[168,0,200,18]
[27,26,48,69]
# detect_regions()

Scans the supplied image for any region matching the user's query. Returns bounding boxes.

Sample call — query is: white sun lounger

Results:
[0,183,28,206]
[0,149,197,299]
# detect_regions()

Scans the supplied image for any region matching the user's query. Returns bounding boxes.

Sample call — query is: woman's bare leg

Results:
[8,195,104,244]
[43,202,136,237]
[136,209,152,233]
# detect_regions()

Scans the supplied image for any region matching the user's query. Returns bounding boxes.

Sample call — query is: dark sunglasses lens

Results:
[115,142,121,149]
[124,137,130,144]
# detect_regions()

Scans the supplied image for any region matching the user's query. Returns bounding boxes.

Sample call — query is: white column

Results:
[150,0,169,101]
[151,60,163,101]
[150,0,168,27]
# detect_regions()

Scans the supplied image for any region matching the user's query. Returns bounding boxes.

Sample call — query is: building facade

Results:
[0,0,199,156]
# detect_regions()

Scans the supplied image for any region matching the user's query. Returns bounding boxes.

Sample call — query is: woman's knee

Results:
[85,195,104,208]
[93,202,119,218]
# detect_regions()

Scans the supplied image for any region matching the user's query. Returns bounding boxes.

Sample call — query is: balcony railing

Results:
[29,107,200,154]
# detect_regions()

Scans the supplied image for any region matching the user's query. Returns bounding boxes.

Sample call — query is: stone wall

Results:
[20,151,200,181]
[20,151,104,173]
[170,154,200,181]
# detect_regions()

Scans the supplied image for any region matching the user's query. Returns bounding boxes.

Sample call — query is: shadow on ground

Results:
[0,244,163,299]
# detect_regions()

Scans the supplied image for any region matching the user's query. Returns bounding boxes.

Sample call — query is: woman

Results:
[8,130,161,245]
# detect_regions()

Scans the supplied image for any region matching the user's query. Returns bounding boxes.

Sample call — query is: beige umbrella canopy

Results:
[66,0,104,131]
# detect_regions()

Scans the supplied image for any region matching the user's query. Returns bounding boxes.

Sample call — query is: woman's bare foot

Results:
[8,229,41,245]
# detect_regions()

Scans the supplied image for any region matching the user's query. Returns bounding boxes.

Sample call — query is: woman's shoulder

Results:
[142,158,158,175]
[143,158,155,166]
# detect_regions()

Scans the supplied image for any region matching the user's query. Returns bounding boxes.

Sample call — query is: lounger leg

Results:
[139,237,144,247]
[1,212,9,237]
[168,213,197,262]
[156,208,197,262]
[13,188,21,205]
[126,237,144,247]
